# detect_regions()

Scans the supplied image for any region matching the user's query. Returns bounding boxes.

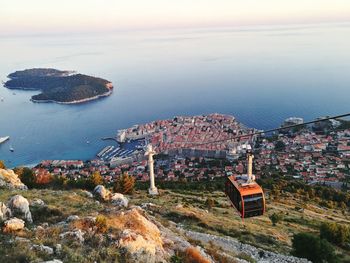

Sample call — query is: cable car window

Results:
[243,194,264,217]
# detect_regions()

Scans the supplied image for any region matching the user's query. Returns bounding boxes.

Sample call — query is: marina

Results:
[96,138,146,162]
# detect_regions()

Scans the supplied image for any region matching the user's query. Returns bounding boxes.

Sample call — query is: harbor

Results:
[96,138,146,162]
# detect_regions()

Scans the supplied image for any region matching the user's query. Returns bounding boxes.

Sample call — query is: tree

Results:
[269,212,283,226]
[0,160,5,169]
[275,140,286,151]
[90,171,103,188]
[17,167,36,188]
[292,233,338,263]
[114,173,135,195]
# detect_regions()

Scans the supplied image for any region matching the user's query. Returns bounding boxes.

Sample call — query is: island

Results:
[4,68,113,104]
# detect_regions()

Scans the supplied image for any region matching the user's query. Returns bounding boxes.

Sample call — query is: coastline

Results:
[30,89,113,105]
[4,69,114,105]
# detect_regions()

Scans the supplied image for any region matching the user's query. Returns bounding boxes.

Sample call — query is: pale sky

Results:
[1,0,350,34]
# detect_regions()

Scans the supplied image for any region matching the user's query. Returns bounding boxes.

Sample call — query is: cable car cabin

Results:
[225,175,265,218]
[225,153,265,218]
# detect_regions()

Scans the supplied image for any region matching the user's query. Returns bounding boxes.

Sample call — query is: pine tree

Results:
[90,171,103,187]
[114,173,135,194]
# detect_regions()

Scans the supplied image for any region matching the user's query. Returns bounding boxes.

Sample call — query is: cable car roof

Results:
[227,175,263,196]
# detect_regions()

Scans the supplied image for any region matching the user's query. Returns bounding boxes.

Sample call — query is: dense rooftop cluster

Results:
[31,115,350,191]
[119,113,254,152]
[254,128,350,187]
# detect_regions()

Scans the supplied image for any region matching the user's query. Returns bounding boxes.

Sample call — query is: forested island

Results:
[4,68,113,104]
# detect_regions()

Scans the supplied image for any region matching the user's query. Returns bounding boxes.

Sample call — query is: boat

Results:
[0,136,10,144]
[86,140,90,144]
[0,97,4,101]
[9,146,14,152]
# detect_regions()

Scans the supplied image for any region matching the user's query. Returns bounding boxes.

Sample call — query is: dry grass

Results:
[130,189,350,255]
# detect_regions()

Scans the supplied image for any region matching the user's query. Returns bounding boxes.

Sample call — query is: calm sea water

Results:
[1,23,350,167]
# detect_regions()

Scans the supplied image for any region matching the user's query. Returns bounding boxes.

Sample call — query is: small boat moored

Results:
[0,136,10,145]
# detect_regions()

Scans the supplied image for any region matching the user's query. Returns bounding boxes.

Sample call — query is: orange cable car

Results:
[225,153,266,218]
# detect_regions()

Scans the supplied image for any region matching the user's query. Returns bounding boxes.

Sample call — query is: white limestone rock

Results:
[7,195,33,223]
[93,185,111,201]
[0,202,12,222]
[3,217,25,232]
[82,190,93,198]
[32,244,54,255]
[31,198,45,207]
[66,215,80,222]
[55,244,62,254]
[60,229,85,243]
[117,208,169,263]
[0,168,28,190]
[111,193,129,208]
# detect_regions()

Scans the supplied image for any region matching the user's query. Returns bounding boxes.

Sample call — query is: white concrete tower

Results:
[145,144,158,195]
[247,153,255,184]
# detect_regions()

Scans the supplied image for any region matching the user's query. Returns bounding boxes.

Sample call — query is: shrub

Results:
[170,253,184,263]
[0,160,5,169]
[184,247,210,263]
[320,222,350,247]
[114,173,135,195]
[17,167,36,188]
[269,212,284,226]
[292,233,339,263]
[31,205,64,223]
[95,215,108,233]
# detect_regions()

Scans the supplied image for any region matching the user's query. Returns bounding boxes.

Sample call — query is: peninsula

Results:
[4,68,113,104]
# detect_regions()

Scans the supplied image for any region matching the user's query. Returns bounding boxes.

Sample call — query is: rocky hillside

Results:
[0,168,28,190]
[0,183,314,263]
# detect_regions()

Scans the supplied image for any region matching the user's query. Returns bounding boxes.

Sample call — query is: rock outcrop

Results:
[7,195,33,223]
[3,217,25,232]
[32,244,54,255]
[93,185,111,201]
[59,229,85,243]
[115,208,168,263]
[0,202,12,222]
[182,229,310,263]
[82,190,93,198]
[0,169,27,190]
[31,198,45,207]
[93,185,128,208]
[111,193,129,208]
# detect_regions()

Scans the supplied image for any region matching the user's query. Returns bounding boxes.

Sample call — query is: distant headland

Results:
[4,68,113,104]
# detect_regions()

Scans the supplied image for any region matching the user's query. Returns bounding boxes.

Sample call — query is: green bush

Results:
[269,212,284,226]
[292,233,339,263]
[320,222,350,247]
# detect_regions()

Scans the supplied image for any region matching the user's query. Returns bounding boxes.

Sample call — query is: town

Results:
[32,114,350,189]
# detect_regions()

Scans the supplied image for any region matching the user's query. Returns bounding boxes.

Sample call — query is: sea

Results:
[1,23,350,167]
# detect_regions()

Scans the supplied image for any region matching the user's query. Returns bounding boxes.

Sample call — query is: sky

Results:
[1,0,350,34]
